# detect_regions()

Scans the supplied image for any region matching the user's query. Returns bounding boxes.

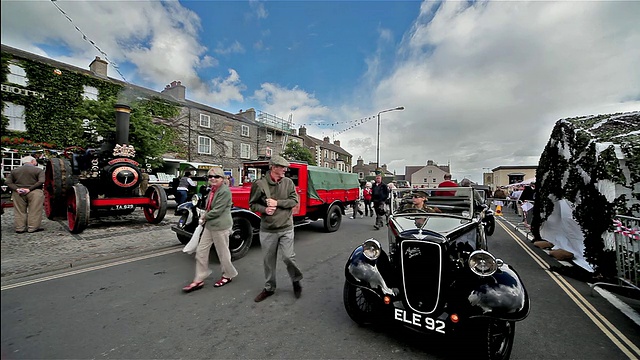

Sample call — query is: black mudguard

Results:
[461,263,530,321]
[344,245,395,298]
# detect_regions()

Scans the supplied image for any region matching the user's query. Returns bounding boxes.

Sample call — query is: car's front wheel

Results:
[475,319,515,360]
[343,281,380,326]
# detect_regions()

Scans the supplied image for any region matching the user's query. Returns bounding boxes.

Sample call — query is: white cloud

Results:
[353,0,640,181]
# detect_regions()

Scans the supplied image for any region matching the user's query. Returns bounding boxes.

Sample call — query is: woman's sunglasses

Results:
[208,175,223,179]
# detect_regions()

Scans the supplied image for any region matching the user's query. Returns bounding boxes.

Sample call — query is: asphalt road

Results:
[1,211,639,359]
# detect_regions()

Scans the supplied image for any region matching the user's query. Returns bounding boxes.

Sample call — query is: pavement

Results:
[1,203,182,285]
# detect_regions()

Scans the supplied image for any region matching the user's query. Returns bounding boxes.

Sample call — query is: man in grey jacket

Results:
[6,156,45,233]
[249,155,303,302]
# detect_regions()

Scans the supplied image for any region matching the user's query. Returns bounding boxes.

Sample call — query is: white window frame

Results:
[266,132,273,142]
[82,85,98,101]
[240,143,251,159]
[265,147,272,157]
[199,114,211,128]
[8,63,27,86]
[358,172,364,179]
[324,150,328,158]
[198,136,212,154]
[224,140,233,157]
[3,102,26,131]
[241,125,249,137]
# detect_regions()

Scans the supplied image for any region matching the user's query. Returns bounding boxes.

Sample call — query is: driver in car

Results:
[401,190,441,214]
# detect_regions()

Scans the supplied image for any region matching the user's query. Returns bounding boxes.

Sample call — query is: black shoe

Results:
[28,228,44,233]
[374,225,380,230]
[254,289,274,302]
[15,230,25,234]
[293,281,302,298]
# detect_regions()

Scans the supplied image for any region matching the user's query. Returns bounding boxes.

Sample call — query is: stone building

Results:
[0,44,301,182]
[405,160,451,188]
[296,127,353,172]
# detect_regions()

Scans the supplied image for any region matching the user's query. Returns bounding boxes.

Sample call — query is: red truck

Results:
[172,160,361,260]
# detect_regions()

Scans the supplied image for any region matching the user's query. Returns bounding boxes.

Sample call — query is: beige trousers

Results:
[194,227,237,282]
[12,189,44,232]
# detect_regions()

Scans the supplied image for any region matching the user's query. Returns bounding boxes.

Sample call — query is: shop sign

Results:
[1,84,45,99]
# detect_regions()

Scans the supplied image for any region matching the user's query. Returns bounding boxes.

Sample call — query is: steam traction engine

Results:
[43,104,168,233]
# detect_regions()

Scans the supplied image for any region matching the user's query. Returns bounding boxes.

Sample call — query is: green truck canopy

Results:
[306,165,360,201]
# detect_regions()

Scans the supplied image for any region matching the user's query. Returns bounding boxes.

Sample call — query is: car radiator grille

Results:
[400,240,442,314]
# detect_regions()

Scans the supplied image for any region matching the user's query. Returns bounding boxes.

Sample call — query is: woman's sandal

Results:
[182,281,204,293]
[214,277,232,287]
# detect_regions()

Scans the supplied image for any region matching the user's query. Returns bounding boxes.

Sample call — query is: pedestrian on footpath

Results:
[175,171,196,206]
[371,175,389,230]
[363,182,373,217]
[350,186,364,219]
[182,167,237,293]
[249,155,303,302]
[6,156,45,233]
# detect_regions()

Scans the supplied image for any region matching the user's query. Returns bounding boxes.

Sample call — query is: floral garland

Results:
[612,219,640,241]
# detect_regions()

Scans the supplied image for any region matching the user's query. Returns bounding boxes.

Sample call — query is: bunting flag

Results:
[612,219,640,240]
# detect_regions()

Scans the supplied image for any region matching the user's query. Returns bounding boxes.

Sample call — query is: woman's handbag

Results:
[182,224,203,254]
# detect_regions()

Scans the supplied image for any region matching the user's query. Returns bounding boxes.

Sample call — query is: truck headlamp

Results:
[362,239,381,260]
[468,250,498,277]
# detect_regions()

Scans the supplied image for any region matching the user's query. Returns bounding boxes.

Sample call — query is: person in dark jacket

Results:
[6,156,45,233]
[249,155,303,302]
[371,175,389,230]
[175,171,196,205]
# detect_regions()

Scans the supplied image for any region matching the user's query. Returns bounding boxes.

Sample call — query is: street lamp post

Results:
[376,106,405,173]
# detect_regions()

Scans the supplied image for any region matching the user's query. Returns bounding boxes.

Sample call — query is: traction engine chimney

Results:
[114,104,131,145]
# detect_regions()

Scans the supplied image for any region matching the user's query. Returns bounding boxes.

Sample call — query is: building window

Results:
[82,85,98,101]
[266,132,273,142]
[265,147,272,157]
[423,178,428,183]
[224,140,233,157]
[7,63,27,86]
[358,172,364,179]
[3,102,26,131]
[325,162,329,168]
[432,178,437,182]
[199,114,211,128]
[324,150,328,158]
[240,143,251,159]
[198,136,212,154]
[241,125,249,137]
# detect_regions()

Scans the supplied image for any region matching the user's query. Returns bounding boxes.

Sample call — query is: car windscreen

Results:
[391,187,474,217]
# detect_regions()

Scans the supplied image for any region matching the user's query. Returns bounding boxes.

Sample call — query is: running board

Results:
[294,219,316,227]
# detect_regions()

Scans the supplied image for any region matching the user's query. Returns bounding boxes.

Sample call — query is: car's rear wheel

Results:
[475,319,515,360]
[343,281,380,326]
[485,216,496,236]
[229,217,253,261]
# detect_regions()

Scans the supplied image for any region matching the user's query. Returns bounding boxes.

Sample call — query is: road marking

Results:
[0,247,182,291]
[498,220,640,359]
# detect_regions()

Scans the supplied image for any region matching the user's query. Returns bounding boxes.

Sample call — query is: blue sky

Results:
[2,0,639,182]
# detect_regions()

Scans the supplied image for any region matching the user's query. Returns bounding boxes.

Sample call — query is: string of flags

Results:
[294,114,379,136]
[612,219,639,240]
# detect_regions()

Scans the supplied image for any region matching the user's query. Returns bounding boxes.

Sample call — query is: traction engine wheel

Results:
[44,158,73,219]
[67,184,90,234]
[143,184,167,224]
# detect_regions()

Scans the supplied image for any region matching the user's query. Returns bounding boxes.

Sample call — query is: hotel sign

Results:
[1,84,45,99]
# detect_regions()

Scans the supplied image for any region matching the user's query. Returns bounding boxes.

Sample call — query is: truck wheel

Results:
[324,204,342,232]
[143,184,167,224]
[230,217,253,261]
[67,184,90,234]
[44,158,73,219]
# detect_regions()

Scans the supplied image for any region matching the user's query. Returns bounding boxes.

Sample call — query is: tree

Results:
[281,141,316,165]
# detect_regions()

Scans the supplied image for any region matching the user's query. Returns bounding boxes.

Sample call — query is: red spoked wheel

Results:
[44,158,73,219]
[67,184,90,234]
[143,184,167,224]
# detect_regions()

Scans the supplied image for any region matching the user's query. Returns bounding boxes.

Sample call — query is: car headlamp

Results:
[191,194,202,206]
[362,239,381,260]
[468,250,498,277]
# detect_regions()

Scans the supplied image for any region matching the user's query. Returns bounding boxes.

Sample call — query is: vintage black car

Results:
[343,187,530,360]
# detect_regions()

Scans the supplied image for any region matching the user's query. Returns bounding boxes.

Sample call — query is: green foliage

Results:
[1,52,180,169]
[281,141,316,165]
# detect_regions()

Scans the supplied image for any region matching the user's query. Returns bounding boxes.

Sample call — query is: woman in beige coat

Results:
[182,167,238,292]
